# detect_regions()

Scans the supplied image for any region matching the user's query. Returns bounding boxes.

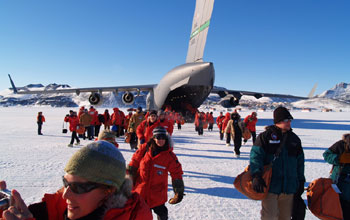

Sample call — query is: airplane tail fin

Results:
[186,0,215,63]
[8,74,18,94]
[308,83,318,98]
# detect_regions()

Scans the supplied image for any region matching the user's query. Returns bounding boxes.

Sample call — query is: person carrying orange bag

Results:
[323,133,350,219]
[249,107,305,220]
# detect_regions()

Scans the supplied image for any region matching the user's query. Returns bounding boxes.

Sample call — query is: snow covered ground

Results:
[1,106,350,219]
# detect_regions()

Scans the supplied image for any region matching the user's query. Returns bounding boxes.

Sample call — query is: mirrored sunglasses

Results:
[62,176,102,194]
[154,134,166,140]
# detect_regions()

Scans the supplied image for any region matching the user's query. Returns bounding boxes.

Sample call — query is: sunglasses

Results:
[282,119,292,122]
[62,176,103,194]
[154,134,166,140]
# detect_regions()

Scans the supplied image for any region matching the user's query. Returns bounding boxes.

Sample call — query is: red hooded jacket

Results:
[129,141,183,208]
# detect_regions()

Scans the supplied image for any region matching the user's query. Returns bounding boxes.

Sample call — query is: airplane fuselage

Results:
[149,62,215,114]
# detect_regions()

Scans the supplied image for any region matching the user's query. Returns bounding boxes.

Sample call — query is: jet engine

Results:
[88,93,102,105]
[122,92,134,105]
[219,93,241,108]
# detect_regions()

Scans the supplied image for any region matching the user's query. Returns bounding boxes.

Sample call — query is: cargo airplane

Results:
[8,0,308,118]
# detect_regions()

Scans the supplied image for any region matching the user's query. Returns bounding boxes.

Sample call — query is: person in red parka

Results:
[157,110,174,136]
[207,112,214,131]
[136,110,160,145]
[243,111,258,144]
[111,108,125,137]
[64,111,80,147]
[194,112,206,135]
[216,112,225,140]
[0,141,152,220]
[103,109,111,130]
[222,112,231,145]
[37,111,45,135]
[127,127,184,220]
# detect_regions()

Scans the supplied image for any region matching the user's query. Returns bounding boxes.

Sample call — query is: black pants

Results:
[70,131,80,144]
[177,123,181,130]
[219,129,223,140]
[226,133,231,144]
[94,125,101,137]
[129,132,138,149]
[37,122,42,135]
[152,204,168,220]
[341,199,350,220]
[251,131,256,144]
[208,123,213,131]
[198,127,203,135]
[234,135,242,155]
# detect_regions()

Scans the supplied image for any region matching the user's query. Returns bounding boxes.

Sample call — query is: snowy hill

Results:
[318,82,350,101]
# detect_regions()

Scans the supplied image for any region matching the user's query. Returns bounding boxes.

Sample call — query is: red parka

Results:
[64,115,79,132]
[216,115,225,129]
[207,113,214,124]
[158,118,174,136]
[222,113,231,132]
[136,119,160,142]
[129,140,183,208]
[244,114,258,132]
[26,189,152,220]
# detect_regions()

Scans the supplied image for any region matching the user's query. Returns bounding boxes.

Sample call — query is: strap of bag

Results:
[272,134,288,163]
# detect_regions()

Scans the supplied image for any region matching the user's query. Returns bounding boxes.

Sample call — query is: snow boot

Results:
[68,144,73,147]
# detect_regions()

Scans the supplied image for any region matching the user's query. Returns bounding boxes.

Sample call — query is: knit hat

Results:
[98,130,116,143]
[137,106,142,112]
[150,110,158,116]
[273,107,293,124]
[153,126,167,136]
[64,141,126,189]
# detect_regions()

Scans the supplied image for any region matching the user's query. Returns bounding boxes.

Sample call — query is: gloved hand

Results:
[126,165,138,185]
[139,138,145,144]
[252,174,267,193]
[169,179,184,204]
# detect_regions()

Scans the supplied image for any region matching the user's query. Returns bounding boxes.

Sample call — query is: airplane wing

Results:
[211,86,308,99]
[8,74,155,95]
[186,0,215,63]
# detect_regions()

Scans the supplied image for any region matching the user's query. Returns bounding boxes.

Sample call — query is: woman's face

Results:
[154,135,166,147]
[62,174,107,219]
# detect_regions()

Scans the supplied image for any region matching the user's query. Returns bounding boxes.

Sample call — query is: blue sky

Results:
[0,0,349,97]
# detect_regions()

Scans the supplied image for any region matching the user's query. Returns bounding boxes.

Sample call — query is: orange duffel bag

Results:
[233,164,272,200]
[306,178,343,220]
[242,128,251,140]
[76,125,85,135]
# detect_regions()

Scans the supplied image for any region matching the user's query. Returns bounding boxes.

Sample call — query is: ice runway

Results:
[1,107,349,219]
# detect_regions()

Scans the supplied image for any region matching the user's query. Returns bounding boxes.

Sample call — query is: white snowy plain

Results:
[1,107,350,220]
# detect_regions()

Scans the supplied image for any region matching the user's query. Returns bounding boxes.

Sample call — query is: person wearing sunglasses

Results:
[0,141,152,220]
[127,126,184,220]
[249,106,305,220]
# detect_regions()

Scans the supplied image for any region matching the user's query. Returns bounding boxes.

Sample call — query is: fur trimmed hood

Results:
[103,177,133,213]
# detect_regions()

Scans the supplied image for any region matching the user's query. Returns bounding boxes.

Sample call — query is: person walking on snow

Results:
[127,126,184,220]
[323,133,350,219]
[64,111,80,147]
[37,112,45,135]
[216,112,225,140]
[249,106,305,220]
[224,112,245,157]
[244,112,258,144]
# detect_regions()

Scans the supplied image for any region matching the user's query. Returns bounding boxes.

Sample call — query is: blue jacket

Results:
[250,125,305,194]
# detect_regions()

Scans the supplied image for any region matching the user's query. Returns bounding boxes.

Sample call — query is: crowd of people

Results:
[2,105,349,219]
